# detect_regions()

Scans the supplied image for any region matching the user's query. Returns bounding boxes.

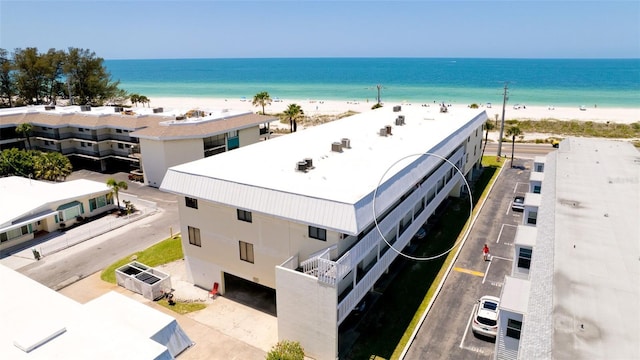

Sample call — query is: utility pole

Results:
[376,84,382,104]
[497,82,508,157]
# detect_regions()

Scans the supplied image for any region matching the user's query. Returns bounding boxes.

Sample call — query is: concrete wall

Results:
[179,198,341,290]
[140,138,204,188]
[276,266,338,360]
[238,127,259,147]
[464,124,484,175]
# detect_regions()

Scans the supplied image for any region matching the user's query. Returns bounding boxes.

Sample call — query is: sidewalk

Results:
[0,192,156,270]
[59,260,273,359]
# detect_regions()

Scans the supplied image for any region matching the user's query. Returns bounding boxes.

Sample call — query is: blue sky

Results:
[1,1,638,59]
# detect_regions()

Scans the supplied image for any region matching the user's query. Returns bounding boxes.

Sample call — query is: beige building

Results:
[0,105,276,187]
[0,176,115,252]
[161,105,487,359]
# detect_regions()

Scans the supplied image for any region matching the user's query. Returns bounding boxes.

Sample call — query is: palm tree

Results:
[34,152,72,181]
[480,120,495,160]
[252,91,272,115]
[15,123,33,150]
[106,178,128,210]
[138,95,150,108]
[283,103,304,133]
[129,93,140,107]
[505,125,523,168]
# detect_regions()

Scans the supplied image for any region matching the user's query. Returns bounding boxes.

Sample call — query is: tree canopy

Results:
[0,47,123,107]
[253,91,271,115]
[283,103,303,133]
[0,148,71,181]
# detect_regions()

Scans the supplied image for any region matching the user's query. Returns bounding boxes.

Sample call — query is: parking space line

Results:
[481,261,492,284]
[459,303,477,349]
[453,267,484,277]
[496,223,517,243]
[489,255,512,262]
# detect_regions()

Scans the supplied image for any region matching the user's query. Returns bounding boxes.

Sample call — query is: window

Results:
[527,211,538,225]
[0,232,6,242]
[518,248,532,269]
[117,143,124,149]
[228,130,238,138]
[89,198,97,211]
[116,129,123,133]
[237,209,252,223]
[81,142,87,147]
[79,128,84,132]
[533,185,541,194]
[414,198,425,218]
[185,197,198,209]
[309,226,327,241]
[506,319,522,339]
[188,226,201,247]
[239,241,254,263]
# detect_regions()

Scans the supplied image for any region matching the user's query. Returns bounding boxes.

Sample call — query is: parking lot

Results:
[404,160,532,359]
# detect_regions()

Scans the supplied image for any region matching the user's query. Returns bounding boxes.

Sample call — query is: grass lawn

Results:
[100,235,207,314]
[343,157,503,359]
[504,119,640,139]
[100,235,184,284]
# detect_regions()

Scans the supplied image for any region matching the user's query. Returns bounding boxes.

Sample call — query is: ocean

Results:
[104,58,640,108]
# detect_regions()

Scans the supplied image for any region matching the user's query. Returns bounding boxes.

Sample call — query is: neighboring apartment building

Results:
[0,176,115,252]
[161,105,487,359]
[0,105,276,187]
[495,138,639,360]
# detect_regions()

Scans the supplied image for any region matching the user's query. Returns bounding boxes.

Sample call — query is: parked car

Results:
[472,295,500,338]
[415,226,427,240]
[512,195,525,211]
[513,104,521,110]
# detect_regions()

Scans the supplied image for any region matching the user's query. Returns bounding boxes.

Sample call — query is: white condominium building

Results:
[161,105,487,359]
[495,138,639,360]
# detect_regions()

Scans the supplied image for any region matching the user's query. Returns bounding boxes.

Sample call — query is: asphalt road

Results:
[484,142,554,161]
[404,160,532,359]
[16,170,181,289]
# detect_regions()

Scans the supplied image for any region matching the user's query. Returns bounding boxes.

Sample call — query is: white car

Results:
[512,195,525,211]
[472,295,500,338]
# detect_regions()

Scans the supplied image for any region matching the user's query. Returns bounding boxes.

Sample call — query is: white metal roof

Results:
[500,276,531,313]
[0,177,111,229]
[529,171,544,183]
[0,264,171,360]
[514,225,537,247]
[162,106,487,234]
[524,192,541,207]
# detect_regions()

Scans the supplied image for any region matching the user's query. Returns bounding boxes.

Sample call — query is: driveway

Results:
[403,161,532,359]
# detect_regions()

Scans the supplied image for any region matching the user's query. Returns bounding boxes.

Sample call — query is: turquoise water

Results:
[104,58,640,108]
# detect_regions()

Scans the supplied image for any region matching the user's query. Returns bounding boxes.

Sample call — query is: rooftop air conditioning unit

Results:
[114,106,123,112]
[393,105,401,112]
[44,105,55,111]
[379,128,387,137]
[331,142,343,152]
[386,125,392,135]
[297,161,308,172]
[304,158,314,169]
[153,107,163,113]
[80,105,91,111]
[395,117,402,126]
[398,115,405,125]
[341,138,351,149]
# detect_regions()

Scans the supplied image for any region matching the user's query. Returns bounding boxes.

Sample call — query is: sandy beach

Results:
[146,96,640,125]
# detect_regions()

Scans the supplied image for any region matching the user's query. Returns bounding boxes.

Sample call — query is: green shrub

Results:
[470,103,479,109]
[266,340,305,360]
